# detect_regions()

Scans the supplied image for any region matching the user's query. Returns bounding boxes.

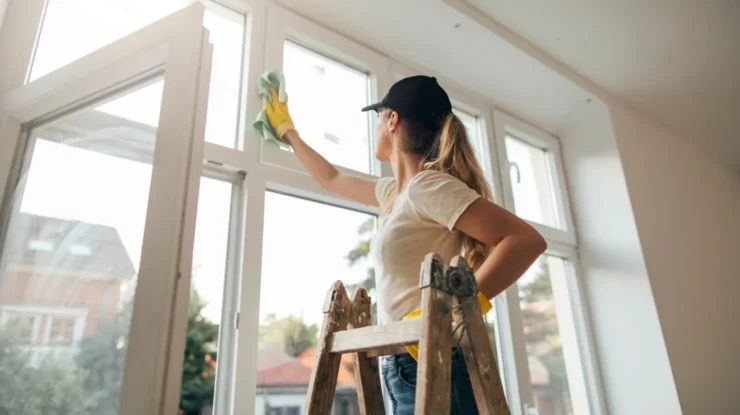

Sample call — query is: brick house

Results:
[0,213,135,363]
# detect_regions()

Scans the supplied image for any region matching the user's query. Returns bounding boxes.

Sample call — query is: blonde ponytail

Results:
[423,114,492,271]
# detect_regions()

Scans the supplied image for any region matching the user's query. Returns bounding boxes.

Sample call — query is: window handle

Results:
[509,162,521,184]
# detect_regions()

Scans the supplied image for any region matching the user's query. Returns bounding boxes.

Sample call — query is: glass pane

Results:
[518,256,590,415]
[30,0,245,148]
[454,109,488,175]
[256,193,374,413]
[283,41,372,174]
[505,136,559,228]
[178,177,232,414]
[0,79,163,414]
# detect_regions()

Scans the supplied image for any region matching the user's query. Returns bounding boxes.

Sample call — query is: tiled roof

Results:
[296,347,355,386]
[3,213,135,278]
[256,346,356,387]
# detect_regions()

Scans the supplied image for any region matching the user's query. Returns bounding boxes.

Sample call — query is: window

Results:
[517,256,589,415]
[69,244,92,256]
[282,41,372,173]
[49,316,76,345]
[0,78,164,412]
[27,239,54,252]
[454,108,488,176]
[256,193,372,407]
[505,136,560,229]
[178,176,232,414]
[30,0,246,148]
[3,314,37,344]
[270,406,300,415]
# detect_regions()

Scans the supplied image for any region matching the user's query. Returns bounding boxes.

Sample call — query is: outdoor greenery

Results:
[0,288,219,415]
[258,314,318,357]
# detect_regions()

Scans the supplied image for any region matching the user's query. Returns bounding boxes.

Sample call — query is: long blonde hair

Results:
[402,113,493,270]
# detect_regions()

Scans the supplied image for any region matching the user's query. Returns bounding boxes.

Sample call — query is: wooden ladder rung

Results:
[330,319,421,354]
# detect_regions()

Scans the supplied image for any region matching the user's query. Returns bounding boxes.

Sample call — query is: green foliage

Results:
[0,327,90,415]
[258,314,318,356]
[0,289,219,415]
[180,289,219,415]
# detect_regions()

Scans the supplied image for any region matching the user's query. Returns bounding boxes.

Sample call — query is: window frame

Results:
[259,3,390,178]
[493,109,577,246]
[0,1,606,414]
[0,5,214,414]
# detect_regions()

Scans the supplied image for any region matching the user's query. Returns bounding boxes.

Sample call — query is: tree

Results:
[258,314,318,356]
[344,218,378,323]
[179,289,219,415]
[518,259,570,413]
[0,325,90,415]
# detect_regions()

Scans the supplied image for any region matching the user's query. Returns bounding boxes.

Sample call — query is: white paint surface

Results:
[466,0,740,170]
[610,104,740,415]
[272,0,590,135]
[560,101,681,415]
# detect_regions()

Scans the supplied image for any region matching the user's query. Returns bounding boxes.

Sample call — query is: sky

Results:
[5,0,554,345]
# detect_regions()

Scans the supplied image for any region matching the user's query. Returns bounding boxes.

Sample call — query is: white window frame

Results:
[259,4,391,179]
[493,109,577,246]
[0,1,605,414]
[0,4,213,414]
[493,110,606,415]
[0,305,87,345]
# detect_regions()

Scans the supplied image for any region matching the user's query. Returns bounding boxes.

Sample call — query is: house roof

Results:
[296,347,355,386]
[3,213,135,278]
[256,346,313,387]
[256,346,356,387]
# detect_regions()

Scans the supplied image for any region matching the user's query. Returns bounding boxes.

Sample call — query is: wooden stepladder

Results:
[304,253,511,415]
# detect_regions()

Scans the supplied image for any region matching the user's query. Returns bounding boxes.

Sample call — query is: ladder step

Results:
[330,319,421,354]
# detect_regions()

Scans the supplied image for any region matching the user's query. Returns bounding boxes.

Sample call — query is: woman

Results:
[264,75,546,414]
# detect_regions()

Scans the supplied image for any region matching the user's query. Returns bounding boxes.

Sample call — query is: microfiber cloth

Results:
[252,69,291,151]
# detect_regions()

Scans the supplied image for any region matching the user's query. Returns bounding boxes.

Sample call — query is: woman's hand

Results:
[454,199,547,299]
[264,88,296,141]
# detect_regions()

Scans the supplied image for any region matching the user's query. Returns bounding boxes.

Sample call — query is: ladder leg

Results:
[415,254,453,415]
[454,296,510,415]
[305,281,351,415]
[348,288,385,415]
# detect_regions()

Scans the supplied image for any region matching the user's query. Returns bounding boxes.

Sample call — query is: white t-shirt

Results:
[370,170,481,323]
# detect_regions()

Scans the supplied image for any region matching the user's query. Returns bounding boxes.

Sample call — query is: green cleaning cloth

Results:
[252,69,291,151]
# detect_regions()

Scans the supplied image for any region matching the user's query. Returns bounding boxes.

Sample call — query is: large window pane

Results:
[518,256,589,415]
[178,177,232,415]
[505,136,560,228]
[454,109,489,176]
[30,0,245,148]
[283,41,372,174]
[256,193,374,414]
[0,80,162,414]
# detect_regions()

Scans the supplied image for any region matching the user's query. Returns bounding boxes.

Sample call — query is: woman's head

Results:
[363,76,493,269]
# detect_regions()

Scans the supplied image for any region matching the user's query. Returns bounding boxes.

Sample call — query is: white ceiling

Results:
[273,0,592,135]
[465,0,740,169]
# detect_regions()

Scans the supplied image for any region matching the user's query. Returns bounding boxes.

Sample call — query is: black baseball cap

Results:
[361,75,452,132]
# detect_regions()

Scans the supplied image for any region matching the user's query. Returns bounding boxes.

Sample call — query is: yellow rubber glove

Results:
[263,88,296,140]
[403,292,492,361]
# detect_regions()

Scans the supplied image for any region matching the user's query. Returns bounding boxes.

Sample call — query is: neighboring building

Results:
[0,213,135,363]
[255,346,358,415]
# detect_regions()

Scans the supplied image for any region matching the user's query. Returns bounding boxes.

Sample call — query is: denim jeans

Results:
[381,348,479,415]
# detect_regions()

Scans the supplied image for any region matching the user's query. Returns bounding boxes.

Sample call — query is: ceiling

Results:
[273,0,591,135]
[465,0,740,169]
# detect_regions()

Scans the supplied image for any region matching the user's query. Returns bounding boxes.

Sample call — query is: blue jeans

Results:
[381,348,479,415]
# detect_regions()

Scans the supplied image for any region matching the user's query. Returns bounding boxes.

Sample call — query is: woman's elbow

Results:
[524,228,548,256]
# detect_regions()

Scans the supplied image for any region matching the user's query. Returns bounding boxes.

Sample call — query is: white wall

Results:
[560,101,681,415]
[610,104,740,415]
